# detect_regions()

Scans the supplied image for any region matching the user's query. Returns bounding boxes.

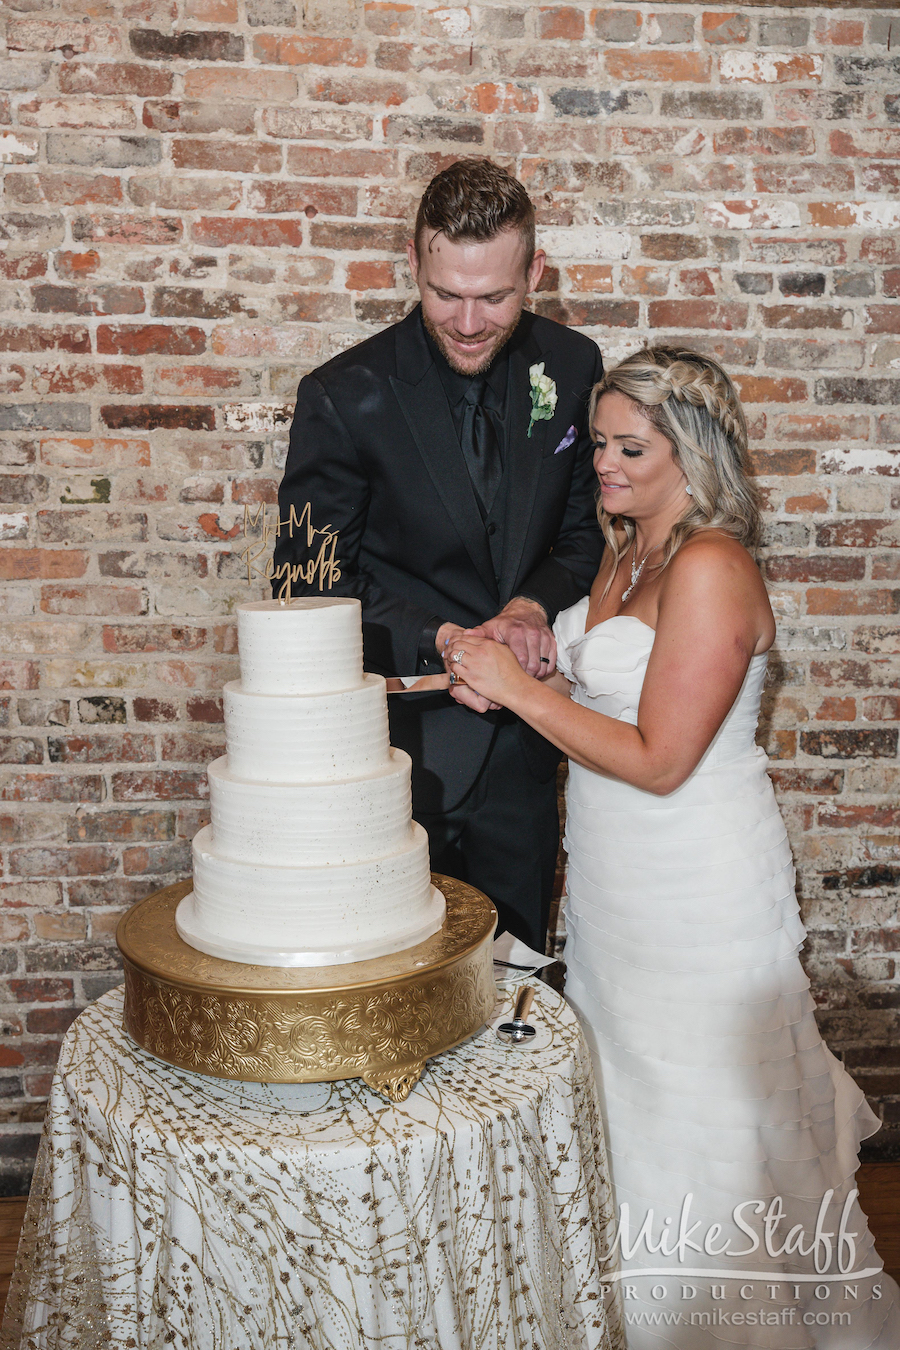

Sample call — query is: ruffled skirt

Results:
[563,746,900,1348]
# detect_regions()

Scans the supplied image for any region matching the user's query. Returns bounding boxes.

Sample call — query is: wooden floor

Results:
[1,1170,899,1324]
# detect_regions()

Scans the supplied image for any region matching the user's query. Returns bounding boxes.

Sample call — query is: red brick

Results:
[101,624,207,654]
[538,7,585,40]
[753,165,854,195]
[46,733,156,762]
[5,171,124,206]
[862,696,900,721]
[8,979,74,1003]
[364,2,415,35]
[606,51,711,83]
[191,217,305,249]
[0,549,88,582]
[0,773,103,802]
[735,376,806,404]
[172,140,282,174]
[865,308,900,336]
[41,584,147,616]
[111,770,209,801]
[182,68,297,102]
[26,1007,78,1035]
[830,129,900,159]
[252,34,366,66]
[186,696,224,724]
[247,182,355,217]
[765,556,864,583]
[32,364,142,396]
[816,17,864,44]
[0,325,90,354]
[713,126,815,157]
[701,12,750,44]
[133,697,178,722]
[96,325,206,356]
[769,769,843,795]
[7,19,120,57]
[345,260,394,290]
[534,299,638,327]
[71,214,182,246]
[748,448,815,476]
[101,405,216,432]
[816,520,898,549]
[122,842,192,875]
[861,237,900,265]
[0,253,47,281]
[59,62,174,97]
[566,265,613,293]
[761,306,852,331]
[286,145,396,178]
[68,809,175,842]
[814,697,857,721]
[774,413,869,443]
[160,732,223,763]
[128,176,243,212]
[186,0,238,19]
[608,127,706,157]
[40,437,150,469]
[33,283,145,317]
[9,845,117,877]
[648,301,748,331]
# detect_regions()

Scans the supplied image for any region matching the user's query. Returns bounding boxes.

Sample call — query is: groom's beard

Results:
[423,308,522,376]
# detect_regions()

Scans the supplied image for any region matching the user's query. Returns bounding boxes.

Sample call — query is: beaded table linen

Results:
[2,985,624,1350]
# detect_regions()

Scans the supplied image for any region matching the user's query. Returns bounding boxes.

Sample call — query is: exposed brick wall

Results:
[1,1,899,1189]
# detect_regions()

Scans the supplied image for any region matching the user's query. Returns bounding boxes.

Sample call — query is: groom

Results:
[275,158,603,951]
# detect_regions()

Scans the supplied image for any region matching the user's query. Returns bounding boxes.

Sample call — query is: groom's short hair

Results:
[414,157,536,271]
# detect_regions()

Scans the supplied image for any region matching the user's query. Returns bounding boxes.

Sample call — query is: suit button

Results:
[487,523,496,536]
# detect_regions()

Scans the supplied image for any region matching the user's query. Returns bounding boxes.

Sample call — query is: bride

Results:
[449,348,899,1347]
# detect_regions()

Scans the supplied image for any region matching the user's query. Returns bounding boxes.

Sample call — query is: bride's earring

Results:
[685,485,693,496]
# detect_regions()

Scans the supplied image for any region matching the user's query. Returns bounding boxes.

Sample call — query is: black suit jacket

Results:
[276,305,603,813]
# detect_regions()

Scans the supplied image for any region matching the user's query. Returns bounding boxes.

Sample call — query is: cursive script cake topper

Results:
[234,502,341,600]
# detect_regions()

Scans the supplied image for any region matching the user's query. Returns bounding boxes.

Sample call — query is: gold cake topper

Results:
[235,502,341,600]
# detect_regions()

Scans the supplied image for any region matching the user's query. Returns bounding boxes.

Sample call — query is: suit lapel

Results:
[390,310,496,589]
[499,317,549,600]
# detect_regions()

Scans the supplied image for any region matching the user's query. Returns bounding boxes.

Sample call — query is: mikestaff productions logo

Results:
[600,1189,884,1332]
[235,501,340,599]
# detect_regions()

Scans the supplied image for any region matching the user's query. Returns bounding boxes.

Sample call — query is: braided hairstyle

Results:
[589,346,762,597]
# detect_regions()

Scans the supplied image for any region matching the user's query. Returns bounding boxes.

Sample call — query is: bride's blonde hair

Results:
[590,346,761,598]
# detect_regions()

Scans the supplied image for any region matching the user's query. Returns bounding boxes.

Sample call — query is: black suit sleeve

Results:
[515,341,604,624]
[275,373,440,674]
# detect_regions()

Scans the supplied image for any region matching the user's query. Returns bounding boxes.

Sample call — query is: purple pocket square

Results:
[554,425,577,454]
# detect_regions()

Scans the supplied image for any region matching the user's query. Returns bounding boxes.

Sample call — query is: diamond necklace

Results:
[621,540,654,604]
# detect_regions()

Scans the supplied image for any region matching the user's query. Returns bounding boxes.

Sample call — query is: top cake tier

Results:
[237,597,364,695]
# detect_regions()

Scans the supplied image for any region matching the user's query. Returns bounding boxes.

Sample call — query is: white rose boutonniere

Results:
[527,362,557,438]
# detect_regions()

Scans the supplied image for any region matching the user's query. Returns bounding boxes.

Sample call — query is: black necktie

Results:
[460,378,502,515]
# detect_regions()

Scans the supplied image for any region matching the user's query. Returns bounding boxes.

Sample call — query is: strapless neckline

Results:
[575,605,771,666]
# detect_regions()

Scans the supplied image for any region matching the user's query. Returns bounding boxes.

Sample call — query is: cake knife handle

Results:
[513,985,534,1026]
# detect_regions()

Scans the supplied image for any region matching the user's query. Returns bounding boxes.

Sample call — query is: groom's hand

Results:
[436,621,500,713]
[480,597,557,679]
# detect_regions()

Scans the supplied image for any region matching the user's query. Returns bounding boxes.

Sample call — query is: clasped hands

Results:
[436,598,556,713]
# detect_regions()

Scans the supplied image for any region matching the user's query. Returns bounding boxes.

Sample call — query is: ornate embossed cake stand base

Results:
[117,875,497,1102]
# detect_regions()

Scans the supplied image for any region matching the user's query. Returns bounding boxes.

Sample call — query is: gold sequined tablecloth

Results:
[1,983,625,1350]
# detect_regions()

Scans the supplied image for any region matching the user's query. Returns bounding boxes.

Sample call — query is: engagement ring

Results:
[451,650,465,664]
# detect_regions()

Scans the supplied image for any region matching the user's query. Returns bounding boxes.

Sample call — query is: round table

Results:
[2,984,624,1350]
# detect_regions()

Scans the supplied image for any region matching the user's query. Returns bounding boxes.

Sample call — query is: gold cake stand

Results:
[117,875,497,1102]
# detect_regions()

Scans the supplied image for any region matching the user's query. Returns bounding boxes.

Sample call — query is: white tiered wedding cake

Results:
[175,597,446,966]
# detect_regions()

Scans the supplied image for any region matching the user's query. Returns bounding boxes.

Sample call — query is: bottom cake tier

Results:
[175,822,445,966]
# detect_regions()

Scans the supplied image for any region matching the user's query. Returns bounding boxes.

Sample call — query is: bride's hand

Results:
[449,634,530,708]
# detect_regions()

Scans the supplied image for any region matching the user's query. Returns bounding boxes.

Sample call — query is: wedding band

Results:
[451,650,465,664]
[539,656,550,664]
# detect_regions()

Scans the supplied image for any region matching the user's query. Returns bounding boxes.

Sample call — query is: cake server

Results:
[496,986,536,1044]
[383,674,454,694]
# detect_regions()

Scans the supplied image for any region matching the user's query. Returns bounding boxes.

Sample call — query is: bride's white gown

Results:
[553,601,900,1349]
